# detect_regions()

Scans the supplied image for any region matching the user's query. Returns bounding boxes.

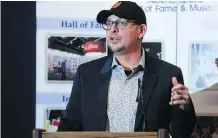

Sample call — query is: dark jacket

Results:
[58,52,196,138]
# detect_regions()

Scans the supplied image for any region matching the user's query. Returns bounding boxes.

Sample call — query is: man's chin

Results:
[110,48,126,55]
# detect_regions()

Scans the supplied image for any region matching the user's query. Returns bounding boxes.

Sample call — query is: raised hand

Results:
[169,77,190,109]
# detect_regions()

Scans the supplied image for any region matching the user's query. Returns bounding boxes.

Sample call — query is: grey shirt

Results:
[107,48,145,132]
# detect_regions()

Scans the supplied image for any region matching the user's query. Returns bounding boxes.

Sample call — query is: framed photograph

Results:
[46,35,107,82]
[189,42,218,91]
[44,107,66,132]
[142,42,163,59]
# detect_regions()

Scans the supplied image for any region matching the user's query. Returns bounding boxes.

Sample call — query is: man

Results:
[215,58,218,68]
[52,60,57,74]
[61,59,67,80]
[58,1,196,138]
[214,58,218,74]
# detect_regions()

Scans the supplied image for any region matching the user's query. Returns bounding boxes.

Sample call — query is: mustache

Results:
[109,34,121,39]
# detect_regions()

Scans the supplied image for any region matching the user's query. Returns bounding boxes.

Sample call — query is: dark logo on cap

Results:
[112,1,121,9]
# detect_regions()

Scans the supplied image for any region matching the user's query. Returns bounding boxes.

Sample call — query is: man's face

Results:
[105,15,145,55]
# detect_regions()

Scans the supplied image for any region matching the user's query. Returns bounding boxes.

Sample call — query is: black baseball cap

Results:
[96,1,147,25]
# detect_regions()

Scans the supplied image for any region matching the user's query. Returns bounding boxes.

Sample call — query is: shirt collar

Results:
[111,47,145,69]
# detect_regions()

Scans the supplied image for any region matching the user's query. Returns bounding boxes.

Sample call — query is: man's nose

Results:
[110,23,119,33]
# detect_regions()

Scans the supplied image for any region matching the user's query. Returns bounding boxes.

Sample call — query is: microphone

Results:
[136,78,146,131]
[142,113,147,131]
[136,78,143,103]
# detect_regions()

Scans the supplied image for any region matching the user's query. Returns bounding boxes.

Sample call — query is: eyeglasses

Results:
[102,19,136,30]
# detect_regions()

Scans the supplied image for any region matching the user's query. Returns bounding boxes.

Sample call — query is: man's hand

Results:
[169,77,190,109]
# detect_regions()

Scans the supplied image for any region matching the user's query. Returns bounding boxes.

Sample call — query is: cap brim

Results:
[96,10,113,24]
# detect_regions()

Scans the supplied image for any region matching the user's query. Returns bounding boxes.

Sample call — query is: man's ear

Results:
[138,24,147,39]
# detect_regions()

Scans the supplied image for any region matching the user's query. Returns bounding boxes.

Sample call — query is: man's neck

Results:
[115,46,142,70]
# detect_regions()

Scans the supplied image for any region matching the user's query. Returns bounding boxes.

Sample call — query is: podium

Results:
[33,129,170,138]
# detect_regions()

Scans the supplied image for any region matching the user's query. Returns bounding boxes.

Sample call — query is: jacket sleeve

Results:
[57,65,82,131]
[169,68,196,138]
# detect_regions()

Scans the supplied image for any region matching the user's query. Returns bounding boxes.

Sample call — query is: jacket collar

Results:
[100,47,147,74]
